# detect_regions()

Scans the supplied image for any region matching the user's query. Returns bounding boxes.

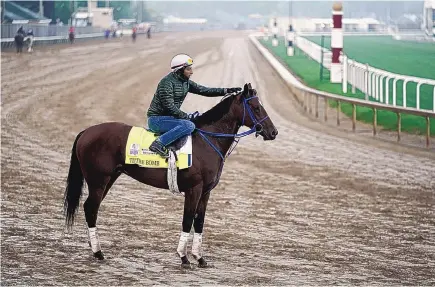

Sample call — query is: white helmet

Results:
[170,54,193,72]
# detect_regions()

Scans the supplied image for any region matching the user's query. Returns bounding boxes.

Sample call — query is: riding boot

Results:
[149,139,169,158]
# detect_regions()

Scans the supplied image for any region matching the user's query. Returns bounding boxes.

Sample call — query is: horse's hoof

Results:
[180,255,190,264]
[181,262,192,269]
[93,251,105,260]
[180,256,191,268]
[197,257,208,268]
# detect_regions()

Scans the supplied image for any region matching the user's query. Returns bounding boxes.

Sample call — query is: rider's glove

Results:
[225,87,242,94]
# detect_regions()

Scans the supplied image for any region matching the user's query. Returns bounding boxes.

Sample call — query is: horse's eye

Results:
[254,107,261,113]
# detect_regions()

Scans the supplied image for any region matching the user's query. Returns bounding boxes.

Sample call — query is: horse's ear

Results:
[243,84,249,95]
[247,83,252,90]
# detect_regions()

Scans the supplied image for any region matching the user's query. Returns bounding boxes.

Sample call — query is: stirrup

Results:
[149,140,169,158]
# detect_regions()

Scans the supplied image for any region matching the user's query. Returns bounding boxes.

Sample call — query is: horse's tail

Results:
[64,130,85,228]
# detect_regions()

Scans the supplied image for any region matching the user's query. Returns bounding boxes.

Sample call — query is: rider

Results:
[16,26,25,36]
[146,27,151,39]
[147,53,241,157]
[27,28,34,37]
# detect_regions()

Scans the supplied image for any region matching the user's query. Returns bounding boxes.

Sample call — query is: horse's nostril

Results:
[272,129,278,136]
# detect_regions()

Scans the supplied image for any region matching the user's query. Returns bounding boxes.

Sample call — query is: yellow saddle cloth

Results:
[125,127,192,169]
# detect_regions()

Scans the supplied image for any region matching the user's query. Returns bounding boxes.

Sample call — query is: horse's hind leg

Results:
[192,192,211,268]
[84,176,110,260]
[102,171,121,200]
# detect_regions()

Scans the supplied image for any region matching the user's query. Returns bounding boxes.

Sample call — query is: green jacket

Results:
[147,72,226,119]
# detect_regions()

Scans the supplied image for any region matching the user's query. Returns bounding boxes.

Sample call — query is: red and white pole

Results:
[331,2,343,83]
[272,18,278,47]
[263,24,269,41]
[287,24,294,56]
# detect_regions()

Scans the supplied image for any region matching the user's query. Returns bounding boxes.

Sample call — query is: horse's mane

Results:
[192,93,240,127]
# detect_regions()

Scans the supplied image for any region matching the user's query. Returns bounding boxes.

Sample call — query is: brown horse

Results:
[14,34,24,54]
[64,83,278,267]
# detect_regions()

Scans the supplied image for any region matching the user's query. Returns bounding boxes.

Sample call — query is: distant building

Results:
[423,0,435,36]
[2,1,49,23]
[268,17,386,34]
[162,16,207,32]
[163,15,207,24]
[72,1,113,28]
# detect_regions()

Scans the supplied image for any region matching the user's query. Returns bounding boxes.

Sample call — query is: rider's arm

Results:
[188,81,225,97]
[158,84,189,119]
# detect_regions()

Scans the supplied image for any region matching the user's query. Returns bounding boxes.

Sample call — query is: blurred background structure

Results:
[0,1,433,36]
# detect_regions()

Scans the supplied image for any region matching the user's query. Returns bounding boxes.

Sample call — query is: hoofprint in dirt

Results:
[2,31,434,285]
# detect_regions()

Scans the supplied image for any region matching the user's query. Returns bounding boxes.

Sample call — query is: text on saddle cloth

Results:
[125,126,192,169]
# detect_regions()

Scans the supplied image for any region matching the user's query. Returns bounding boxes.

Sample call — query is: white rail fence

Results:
[253,33,434,148]
[290,34,435,112]
[0,33,106,48]
[343,59,435,111]
[0,24,163,48]
[295,35,332,69]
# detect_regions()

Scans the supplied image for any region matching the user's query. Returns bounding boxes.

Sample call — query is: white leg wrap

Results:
[176,232,190,257]
[88,227,101,253]
[167,151,181,196]
[191,233,203,260]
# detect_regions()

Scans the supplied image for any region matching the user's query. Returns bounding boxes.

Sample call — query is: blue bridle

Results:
[195,95,269,160]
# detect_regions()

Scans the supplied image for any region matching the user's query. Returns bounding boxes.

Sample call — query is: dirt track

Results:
[1,31,435,286]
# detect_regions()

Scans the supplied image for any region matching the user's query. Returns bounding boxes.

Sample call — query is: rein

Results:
[195,94,269,161]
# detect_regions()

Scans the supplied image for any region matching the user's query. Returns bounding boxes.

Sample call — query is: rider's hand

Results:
[226,87,242,94]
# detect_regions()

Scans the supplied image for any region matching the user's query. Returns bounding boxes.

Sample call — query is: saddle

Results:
[147,129,189,151]
[125,127,192,170]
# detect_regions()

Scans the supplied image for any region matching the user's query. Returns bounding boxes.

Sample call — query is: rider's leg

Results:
[158,120,195,146]
[150,117,195,147]
[148,116,195,157]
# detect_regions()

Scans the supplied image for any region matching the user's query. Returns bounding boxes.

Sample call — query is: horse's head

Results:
[237,83,278,140]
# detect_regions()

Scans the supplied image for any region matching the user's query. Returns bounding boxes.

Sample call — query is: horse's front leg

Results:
[192,192,210,268]
[177,184,202,268]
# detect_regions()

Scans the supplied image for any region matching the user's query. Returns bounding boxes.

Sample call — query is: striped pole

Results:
[330,2,343,83]
[272,18,278,47]
[263,24,269,41]
[287,24,294,56]
[424,0,435,37]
